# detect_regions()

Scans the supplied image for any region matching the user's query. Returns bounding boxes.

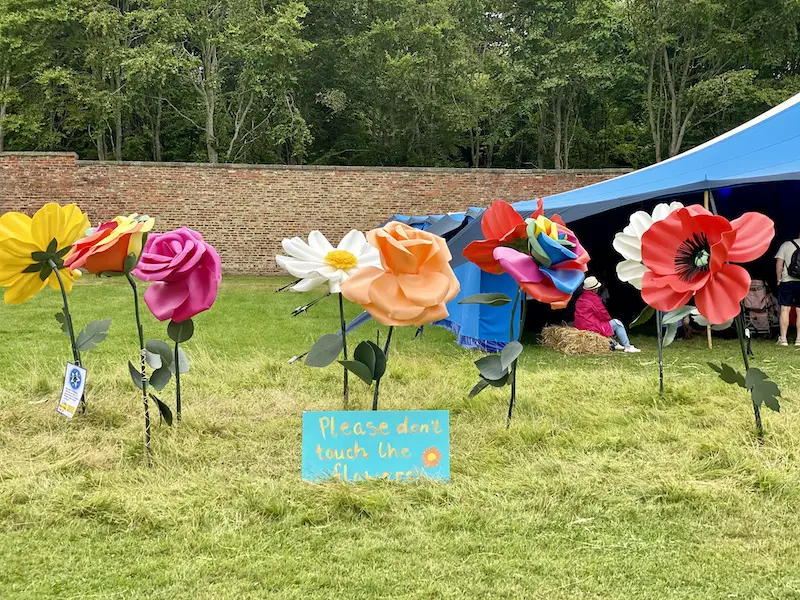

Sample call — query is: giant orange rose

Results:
[341,222,460,326]
[65,214,154,274]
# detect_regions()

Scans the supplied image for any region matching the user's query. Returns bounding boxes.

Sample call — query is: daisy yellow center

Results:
[427,452,437,461]
[324,249,358,270]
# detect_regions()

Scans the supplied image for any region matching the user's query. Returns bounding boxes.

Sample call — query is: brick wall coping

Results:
[1,152,632,176]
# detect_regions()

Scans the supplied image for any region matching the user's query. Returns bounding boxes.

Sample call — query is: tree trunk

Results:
[0,71,8,153]
[553,94,563,169]
[96,130,108,161]
[204,44,219,164]
[536,104,546,169]
[153,93,163,162]
[647,50,662,163]
[112,68,123,161]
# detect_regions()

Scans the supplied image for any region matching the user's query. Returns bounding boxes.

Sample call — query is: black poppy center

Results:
[675,233,711,281]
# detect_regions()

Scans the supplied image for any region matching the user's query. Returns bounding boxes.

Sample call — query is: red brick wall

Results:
[0,152,628,274]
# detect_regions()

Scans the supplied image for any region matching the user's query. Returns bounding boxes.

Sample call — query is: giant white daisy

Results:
[276,230,382,293]
[613,201,684,289]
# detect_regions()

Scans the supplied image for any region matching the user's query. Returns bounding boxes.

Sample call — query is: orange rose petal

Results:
[397,272,450,306]
[367,273,426,321]
[340,267,384,305]
[417,303,449,325]
[84,238,129,274]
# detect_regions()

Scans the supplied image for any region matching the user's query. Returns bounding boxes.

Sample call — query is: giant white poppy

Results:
[276,230,382,293]
[613,201,684,290]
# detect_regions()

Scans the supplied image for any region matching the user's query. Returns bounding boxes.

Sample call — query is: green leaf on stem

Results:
[75,319,111,352]
[149,393,173,426]
[168,346,190,374]
[458,293,512,306]
[365,341,386,381]
[708,362,746,388]
[630,305,655,329]
[167,319,194,343]
[662,323,679,347]
[354,341,377,377]
[128,361,145,390]
[469,379,490,399]
[123,253,139,274]
[339,360,374,385]
[475,354,508,381]
[486,372,510,387]
[752,379,781,412]
[500,341,523,371]
[55,310,69,336]
[305,333,344,367]
[662,305,698,325]
[145,339,173,369]
[149,366,172,391]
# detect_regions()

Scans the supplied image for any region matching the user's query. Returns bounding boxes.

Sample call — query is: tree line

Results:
[1,0,799,168]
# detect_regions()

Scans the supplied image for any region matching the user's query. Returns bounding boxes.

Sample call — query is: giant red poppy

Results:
[640,206,774,324]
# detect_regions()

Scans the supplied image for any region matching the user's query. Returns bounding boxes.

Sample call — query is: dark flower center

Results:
[675,233,711,281]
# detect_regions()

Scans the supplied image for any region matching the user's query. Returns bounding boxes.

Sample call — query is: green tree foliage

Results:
[1,0,798,166]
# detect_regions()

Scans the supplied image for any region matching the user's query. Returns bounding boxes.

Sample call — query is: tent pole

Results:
[704,190,713,350]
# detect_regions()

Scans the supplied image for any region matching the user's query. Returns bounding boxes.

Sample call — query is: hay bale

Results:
[540,325,611,356]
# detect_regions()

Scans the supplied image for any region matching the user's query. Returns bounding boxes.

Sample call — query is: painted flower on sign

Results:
[340,222,460,326]
[276,230,381,293]
[421,446,442,468]
[0,203,90,304]
[641,206,774,324]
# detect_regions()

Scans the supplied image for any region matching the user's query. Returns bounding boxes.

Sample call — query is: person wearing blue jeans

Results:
[610,318,631,348]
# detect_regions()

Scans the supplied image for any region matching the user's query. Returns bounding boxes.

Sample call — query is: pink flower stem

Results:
[126,273,151,465]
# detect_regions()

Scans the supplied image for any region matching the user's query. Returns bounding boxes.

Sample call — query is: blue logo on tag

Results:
[69,368,82,390]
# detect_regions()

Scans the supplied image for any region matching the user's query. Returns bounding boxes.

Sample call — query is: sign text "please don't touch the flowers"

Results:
[302,410,450,482]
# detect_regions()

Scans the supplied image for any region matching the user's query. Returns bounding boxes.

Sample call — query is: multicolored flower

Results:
[463,200,589,309]
[276,230,381,293]
[613,201,684,290]
[640,205,774,324]
[0,203,90,304]
[65,214,154,274]
[341,222,460,326]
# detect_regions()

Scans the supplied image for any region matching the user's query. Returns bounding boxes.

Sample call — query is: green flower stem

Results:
[507,287,524,428]
[655,309,664,394]
[372,326,394,411]
[339,293,349,409]
[126,273,151,464]
[49,259,85,413]
[175,340,182,423]
[735,311,762,439]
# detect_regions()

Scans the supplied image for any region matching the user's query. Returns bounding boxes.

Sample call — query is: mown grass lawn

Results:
[1,276,799,599]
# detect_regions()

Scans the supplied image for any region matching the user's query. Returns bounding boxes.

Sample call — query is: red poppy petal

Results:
[463,239,503,273]
[675,209,732,247]
[641,214,688,275]
[709,230,734,274]
[481,201,525,239]
[531,198,544,219]
[727,212,775,263]
[695,264,750,325]
[641,272,693,312]
[685,204,713,216]
[498,221,529,244]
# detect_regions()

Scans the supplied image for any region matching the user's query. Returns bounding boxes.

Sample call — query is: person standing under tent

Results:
[574,277,641,353]
[775,231,800,346]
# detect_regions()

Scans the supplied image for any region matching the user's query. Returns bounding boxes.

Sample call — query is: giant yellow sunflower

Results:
[0,203,91,304]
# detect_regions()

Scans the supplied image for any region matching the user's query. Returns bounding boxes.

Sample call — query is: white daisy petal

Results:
[276,255,327,278]
[337,230,367,254]
[329,280,341,294]
[315,265,341,279]
[616,260,648,290]
[612,232,643,262]
[282,237,325,261]
[628,211,654,237]
[291,276,327,292]
[308,231,334,253]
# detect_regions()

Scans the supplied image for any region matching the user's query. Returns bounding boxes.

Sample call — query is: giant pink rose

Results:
[132,227,222,322]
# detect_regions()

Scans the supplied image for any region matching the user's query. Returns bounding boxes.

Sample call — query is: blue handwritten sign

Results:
[302,410,450,482]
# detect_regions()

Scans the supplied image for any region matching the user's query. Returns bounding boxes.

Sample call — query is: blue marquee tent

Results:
[396,91,800,349]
